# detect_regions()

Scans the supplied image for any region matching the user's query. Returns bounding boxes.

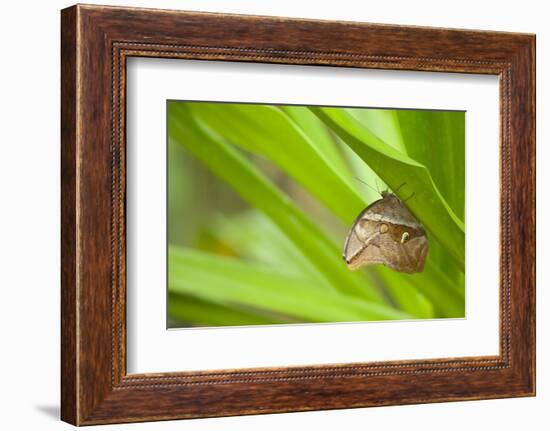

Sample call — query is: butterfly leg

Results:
[403,191,415,202]
[394,182,406,193]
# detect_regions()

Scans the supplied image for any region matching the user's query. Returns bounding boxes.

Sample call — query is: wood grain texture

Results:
[60,5,78,424]
[60,4,536,425]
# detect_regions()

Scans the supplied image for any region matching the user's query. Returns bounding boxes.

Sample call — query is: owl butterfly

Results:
[343,190,428,273]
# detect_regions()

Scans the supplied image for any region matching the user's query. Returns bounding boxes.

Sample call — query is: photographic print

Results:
[167,101,465,328]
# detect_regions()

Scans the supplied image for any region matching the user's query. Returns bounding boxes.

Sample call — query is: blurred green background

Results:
[167,101,465,328]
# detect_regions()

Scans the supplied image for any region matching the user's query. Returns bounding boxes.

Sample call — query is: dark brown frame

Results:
[61,4,536,426]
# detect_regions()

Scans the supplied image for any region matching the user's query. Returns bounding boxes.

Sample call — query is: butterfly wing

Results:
[343,194,428,273]
[343,218,384,270]
[375,232,428,273]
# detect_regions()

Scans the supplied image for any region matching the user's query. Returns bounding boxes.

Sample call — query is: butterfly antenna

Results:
[354,177,381,196]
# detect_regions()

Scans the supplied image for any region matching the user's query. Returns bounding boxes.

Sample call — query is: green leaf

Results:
[169,247,412,322]
[187,102,366,225]
[168,292,291,327]
[168,101,464,324]
[374,267,435,318]
[407,256,465,318]
[339,108,465,312]
[347,108,407,153]
[209,211,327,283]
[394,110,466,294]
[168,102,388,304]
[396,110,465,222]
[312,107,465,271]
[281,105,355,188]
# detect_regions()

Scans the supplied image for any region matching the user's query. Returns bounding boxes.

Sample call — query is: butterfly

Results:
[343,190,428,273]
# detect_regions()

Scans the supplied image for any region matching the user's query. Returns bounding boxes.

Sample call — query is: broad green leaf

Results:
[169,292,291,326]
[209,211,327,283]
[168,101,464,325]
[374,267,434,318]
[347,108,407,153]
[339,140,385,204]
[169,247,412,322]
[187,102,366,225]
[407,257,465,318]
[395,110,465,292]
[213,210,442,318]
[340,108,465,310]
[313,107,465,271]
[281,106,355,188]
[396,110,465,222]
[186,103,441,316]
[168,102,387,304]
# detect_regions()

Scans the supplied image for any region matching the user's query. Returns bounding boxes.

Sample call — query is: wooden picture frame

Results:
[61,4,535,425]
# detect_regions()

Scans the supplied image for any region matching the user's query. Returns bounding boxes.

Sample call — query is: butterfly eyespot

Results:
[343,193,428,273]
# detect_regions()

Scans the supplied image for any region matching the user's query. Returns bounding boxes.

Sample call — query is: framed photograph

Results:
[61,4,535,425]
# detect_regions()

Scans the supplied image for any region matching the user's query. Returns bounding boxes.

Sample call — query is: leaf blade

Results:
[169,247,412,322]
[168,102,388,304]
[313,107,465,271]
